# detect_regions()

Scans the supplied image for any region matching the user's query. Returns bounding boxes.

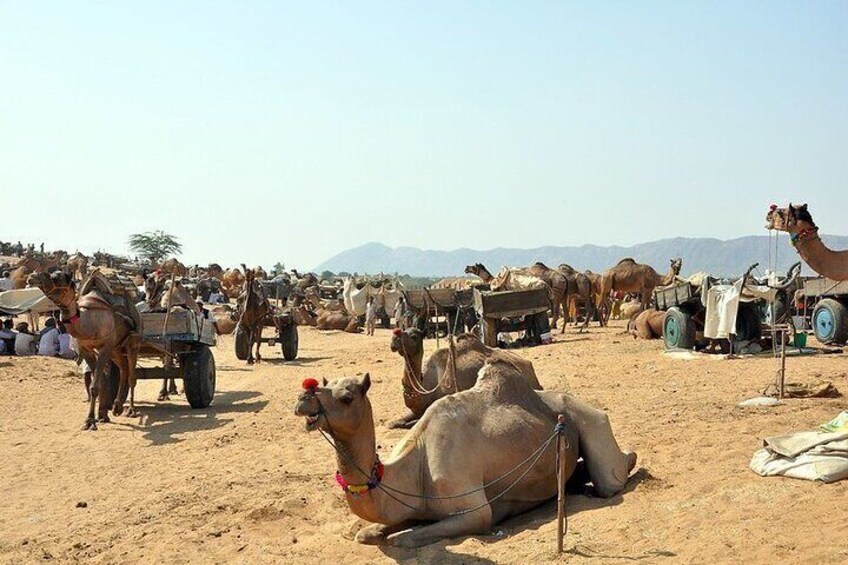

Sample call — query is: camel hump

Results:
[616,258,637,266]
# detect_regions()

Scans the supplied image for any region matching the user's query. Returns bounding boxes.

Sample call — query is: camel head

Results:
[390,327,424,356]
[464,264,483,276]
[29,271,75,304]
[766,203,815,233]
[294,374,372,437]
[670,258,683,275]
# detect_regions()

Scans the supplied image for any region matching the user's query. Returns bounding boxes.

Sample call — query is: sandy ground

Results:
[0,321,846,564]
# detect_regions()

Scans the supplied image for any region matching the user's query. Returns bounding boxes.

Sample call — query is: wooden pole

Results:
[556,414,567,554]
[779,329,787,399]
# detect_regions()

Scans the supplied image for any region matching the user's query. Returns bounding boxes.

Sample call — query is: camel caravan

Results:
[3,202,848,548]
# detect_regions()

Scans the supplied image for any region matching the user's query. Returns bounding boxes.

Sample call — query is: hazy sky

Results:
[2,2,846,270]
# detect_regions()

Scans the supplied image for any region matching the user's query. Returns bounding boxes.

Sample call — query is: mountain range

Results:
[313,235,848,278]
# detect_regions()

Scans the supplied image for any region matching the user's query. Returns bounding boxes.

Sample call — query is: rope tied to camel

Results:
[396,329,457,397]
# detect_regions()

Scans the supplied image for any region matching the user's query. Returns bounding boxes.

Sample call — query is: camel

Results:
[557,264,599,332]
[618,298,642,323]
[222,268,245,298]
[464,263,495,283]
[766,203,848,281]
[30,271,142,429]
[9,265,31,289]
[292,303,359,332]
[525,263,569,330]
[629,309,665,340]
[599,258,682,321]
[316,310,360,332]
[294,361,637,547]
[236,268,272,364]
[65,252,89,280]
[387,328,542,429]
[157,258,187,277]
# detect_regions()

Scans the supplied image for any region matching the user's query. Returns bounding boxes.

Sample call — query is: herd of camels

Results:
[5,203,848,545]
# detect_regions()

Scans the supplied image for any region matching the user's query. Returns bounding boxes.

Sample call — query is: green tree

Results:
[272,262,286,276]
[127,231,182,264]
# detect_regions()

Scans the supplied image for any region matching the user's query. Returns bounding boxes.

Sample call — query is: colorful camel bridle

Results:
[301,378,385,496]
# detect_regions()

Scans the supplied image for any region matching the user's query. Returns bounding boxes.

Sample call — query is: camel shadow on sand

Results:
[115,389,267,446]
[378,468,655,564]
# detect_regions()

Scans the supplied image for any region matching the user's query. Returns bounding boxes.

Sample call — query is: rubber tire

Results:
[183,345,216,409]
[735,304,762,342]
[280,324,299,361]
[812,298,848,345]
[234,324,249,361]
[664,307,696,350]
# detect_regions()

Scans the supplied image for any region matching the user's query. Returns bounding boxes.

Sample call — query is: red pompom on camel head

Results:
[302,378,319,391]
[393,328,403,336]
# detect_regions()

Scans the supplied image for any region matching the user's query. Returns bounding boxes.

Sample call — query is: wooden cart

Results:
[804,277,848,345]
[234,309,299,361]
[473,287,551,347]
[134,310,218,409]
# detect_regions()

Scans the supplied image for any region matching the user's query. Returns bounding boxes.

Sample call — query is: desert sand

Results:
[0,322,846,564]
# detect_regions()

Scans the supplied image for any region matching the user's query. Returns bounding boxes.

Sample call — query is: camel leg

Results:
[389,501,492,548]
[112,355,129,416]
[544,393,637,498]
[86,346,114,430]
[386,411,419,430]
[125,346,140,418]
[168,377,178,395]
[355,521,418,545]
[247,329,255,365]
[255,328,262,364]
[81,351,96,402]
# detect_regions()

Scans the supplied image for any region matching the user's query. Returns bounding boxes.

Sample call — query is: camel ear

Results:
[799,203,808,211]
[322,377,328,386]
[359,373,371,395]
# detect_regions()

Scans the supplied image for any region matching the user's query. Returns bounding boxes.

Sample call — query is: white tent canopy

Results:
[0,288,59,316]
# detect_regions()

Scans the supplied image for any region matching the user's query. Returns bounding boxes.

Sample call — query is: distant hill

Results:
[313,236,848,277]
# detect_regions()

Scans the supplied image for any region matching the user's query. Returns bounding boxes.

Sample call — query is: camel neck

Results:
[333,409,379,493]
[399,348,429,412]
[794,231,848,281]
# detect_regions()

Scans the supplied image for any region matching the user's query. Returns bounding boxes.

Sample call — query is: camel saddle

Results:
[78,269,143,332]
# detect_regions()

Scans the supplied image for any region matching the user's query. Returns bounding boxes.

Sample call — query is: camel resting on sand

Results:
[387,328,541,429]
[294,361,637,548]
[630,309,665,340]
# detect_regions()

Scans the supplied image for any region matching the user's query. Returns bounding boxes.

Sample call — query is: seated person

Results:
[0,271,13,291]
[14,322,38,356]
[57,323,76,359]
[0,319,17,354]
[37,318,60,356]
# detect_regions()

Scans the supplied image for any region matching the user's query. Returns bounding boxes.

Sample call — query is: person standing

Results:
[393,296,407,330]
[365,296,377,336]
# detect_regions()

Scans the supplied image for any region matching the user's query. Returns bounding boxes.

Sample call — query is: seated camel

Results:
[295,361,637,548]
[388,328,541,429]
[630,309,665,340]
[292,304,359,332]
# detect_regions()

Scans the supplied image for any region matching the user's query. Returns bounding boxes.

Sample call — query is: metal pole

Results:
[556,414,567,554]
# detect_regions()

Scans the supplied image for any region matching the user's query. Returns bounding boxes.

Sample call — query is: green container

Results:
[792,333,808,348]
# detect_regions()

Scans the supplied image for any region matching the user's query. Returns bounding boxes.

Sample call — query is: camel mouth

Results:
[304,413,321,431]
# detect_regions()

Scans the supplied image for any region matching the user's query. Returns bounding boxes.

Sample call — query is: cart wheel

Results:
[280,323,299,361]
[664,307,695,350]
[234,324,249,361]
[183,345,216,409]
[812,298,848,345]
[735,304,762,342]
